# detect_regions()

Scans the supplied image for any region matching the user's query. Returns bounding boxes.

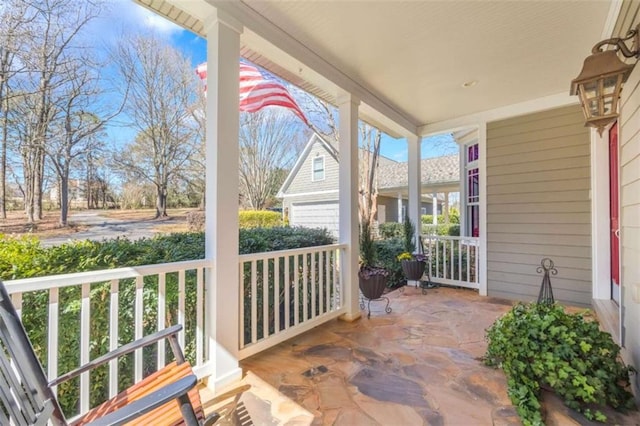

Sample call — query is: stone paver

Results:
[240,286,640,425]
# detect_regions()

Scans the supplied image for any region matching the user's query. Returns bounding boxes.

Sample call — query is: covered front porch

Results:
[237,286,640,424]
[5,0,640,423]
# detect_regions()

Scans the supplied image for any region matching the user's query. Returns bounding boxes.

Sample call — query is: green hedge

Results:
[239,210,282,228]
[378,222,403,239]
[373,238,405,288]
[0,226,333,417]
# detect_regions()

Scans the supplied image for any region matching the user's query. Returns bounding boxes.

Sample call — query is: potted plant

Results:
[396,214,427,281]
[397,251,427,281]
[358,220,389,300]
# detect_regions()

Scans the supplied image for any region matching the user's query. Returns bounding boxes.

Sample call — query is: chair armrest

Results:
[50,324,183,387]
[84,375,198,426]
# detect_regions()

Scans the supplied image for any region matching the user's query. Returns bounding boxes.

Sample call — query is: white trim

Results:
[312,155,326,182]
[459,143,467,237]
[281,189,339,198]
[478,123,488,297]
[591,128,612,300]
[407,134,421,239]
[337,93,361,321]
[601,0,624,39]
[420,92,577,136]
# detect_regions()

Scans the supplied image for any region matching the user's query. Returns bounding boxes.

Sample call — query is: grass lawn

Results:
[0,208,195,239]
[0,210,88,239]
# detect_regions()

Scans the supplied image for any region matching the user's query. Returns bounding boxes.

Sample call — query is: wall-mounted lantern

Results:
[570,25,640,135]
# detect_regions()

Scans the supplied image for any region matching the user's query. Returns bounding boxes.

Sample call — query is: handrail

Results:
[238,243,345,262]
[4,259,212,293]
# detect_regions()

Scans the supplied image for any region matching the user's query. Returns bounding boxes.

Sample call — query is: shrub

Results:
[373,238,404,288]
[378,222,403,239]
[239,210,282,228]
[402,214,416,253]
[239,226,334,253]
[484,303,635,425]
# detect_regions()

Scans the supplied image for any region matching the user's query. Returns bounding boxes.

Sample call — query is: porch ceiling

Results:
[139,0,613,135]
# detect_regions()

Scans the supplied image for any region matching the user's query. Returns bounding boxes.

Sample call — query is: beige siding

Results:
[619,13,640,397]
[286,142,339,194]
[486,105,592,305]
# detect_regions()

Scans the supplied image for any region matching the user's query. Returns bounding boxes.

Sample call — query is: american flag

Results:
[195,61,309,126]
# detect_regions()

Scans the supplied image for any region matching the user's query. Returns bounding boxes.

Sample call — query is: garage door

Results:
[291,202,339,237]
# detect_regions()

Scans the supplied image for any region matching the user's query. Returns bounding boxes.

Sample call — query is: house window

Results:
[421,207,427,215]
[465,143,480,237]
[312,156,325,181]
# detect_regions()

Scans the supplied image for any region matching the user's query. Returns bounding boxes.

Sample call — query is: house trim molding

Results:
[420,92,578,136]
[591,128,612,301]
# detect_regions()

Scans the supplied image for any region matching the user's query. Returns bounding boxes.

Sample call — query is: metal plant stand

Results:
[360,293,392,319]
[537,257,557,304]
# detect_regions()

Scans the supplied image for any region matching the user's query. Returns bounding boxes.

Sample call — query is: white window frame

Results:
[463,142,480,237]
[312,155,325,182]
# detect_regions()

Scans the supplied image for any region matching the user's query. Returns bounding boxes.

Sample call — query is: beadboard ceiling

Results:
[136,0,614,134]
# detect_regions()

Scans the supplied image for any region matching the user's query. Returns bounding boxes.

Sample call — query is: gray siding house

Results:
[278,133,460,235]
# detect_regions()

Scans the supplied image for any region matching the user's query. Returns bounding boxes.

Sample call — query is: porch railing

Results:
[238,244,345,359]
[421,235,479,290]
[4,259,209,419]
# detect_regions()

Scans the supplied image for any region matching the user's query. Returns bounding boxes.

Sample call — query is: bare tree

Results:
[359,124,382,228]
[239,109,307,210]
[112,35,197,218]
[11,0,102,223]
[46,54,124,226]
[1,1,28,217]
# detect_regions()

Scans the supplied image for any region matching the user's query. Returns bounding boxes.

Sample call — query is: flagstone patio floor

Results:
[214,285,639,425]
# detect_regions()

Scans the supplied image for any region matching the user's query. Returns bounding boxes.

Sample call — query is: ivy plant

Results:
[484,302,636,426]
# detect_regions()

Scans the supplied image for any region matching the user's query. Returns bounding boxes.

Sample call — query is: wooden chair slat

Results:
[73,361,203,426]
[0,344,37,424]
[0,285,65,424]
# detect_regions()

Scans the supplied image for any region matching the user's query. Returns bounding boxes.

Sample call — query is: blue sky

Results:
[102,0,457,162]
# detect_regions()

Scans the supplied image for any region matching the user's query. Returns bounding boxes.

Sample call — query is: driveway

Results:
[42,211,159,247]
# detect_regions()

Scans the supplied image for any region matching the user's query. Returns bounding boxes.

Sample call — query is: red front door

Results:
[609,123,620,303]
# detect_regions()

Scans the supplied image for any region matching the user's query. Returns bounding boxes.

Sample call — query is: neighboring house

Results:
[277,133,459,235]
[49,179,87,209]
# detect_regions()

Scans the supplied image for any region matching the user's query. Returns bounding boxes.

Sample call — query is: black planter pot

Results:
[358,274,388,300]
[401,260,426,281]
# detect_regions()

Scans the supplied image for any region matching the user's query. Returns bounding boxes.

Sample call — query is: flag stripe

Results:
[195,62,308,125]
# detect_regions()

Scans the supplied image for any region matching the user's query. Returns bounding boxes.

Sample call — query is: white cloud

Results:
[93,0,184,41]
[130,3,184,36]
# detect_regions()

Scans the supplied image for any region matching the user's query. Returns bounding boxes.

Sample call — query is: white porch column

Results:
[337,93,361,322]
[459,142,467,236]
[397,192,403,223]
[407,134,421,244]
[432,194,438,225]
[204,10,243,391]
[443,192,450,224]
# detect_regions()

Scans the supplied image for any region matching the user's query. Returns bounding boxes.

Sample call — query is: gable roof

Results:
[278,132,460,197]
[277,132,338,196]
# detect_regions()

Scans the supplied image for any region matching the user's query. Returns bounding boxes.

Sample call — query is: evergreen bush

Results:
[238,210,282,228]
[484,302,636,425]
[378,222,403,239]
